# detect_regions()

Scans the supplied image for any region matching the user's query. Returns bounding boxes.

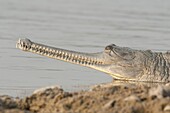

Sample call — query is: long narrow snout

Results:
[16,38,110,70]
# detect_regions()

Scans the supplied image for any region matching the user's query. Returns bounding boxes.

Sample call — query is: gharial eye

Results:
[105,46,112,50]
[105,44,116,50]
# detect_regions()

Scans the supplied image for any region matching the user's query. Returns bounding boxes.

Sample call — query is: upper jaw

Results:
[16,38,32,51]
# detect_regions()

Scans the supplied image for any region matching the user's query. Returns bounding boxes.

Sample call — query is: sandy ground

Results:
[0,81,170,113]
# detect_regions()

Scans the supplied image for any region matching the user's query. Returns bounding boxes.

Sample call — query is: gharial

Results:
[16,38,170,83]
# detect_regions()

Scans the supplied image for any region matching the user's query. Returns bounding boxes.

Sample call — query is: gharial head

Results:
[16,38,169,82]
[99,44,152,81]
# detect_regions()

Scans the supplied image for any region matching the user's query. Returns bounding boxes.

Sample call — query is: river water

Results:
[0,0,170,97]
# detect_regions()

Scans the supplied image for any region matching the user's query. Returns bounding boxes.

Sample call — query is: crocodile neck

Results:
[143,53,170,82]
[164,52,170,64]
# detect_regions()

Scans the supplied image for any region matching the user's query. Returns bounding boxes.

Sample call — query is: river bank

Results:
[0,82,170,113]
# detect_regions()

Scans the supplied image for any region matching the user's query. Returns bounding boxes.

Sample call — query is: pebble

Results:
[33,85,62,94]
[124,95,140,102]
[164,105,170,112]
[149,85,170,99]
[103,99,116,109]
[0,95,17,108]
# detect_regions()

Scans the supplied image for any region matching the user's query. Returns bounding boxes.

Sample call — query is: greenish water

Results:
[0,0,170,97]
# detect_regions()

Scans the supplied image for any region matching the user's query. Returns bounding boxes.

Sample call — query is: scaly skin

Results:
[16,38,170,83]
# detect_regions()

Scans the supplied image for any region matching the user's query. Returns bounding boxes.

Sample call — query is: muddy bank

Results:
[0,82,170,113]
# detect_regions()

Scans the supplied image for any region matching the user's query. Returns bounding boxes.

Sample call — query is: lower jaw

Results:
[111,75,165,83]
[110,75,136,81]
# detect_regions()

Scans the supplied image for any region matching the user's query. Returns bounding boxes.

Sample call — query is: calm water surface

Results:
[0,0,170,97]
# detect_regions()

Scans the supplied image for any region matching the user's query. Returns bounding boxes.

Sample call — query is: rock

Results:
[18,85,73,113]
[33,85,62,94]
[124,95,140,102]
[149,85,170,99]
[163,85,170,97]
[164,105,170,112]
[149,86,164,99]
[103,99,116,109]
[0,109,31,113]
[0,95,18,109]
[0,83,170,113]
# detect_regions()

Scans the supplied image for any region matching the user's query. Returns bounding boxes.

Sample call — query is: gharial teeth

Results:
[84,57,87,61]
[66,54,71,60]
[65,52,68,57]
[32,44,36,48]
[39,46,42,49]
[28,44,103,66]
[52,50,55,53]
[55,50,58,55]
[46,48,49,51]
[71,54,74,59]
[36,45,39,48]
[75,55,78,59]
[68,54,71,57]
[59,51,61,54]
[43,47,46,50]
